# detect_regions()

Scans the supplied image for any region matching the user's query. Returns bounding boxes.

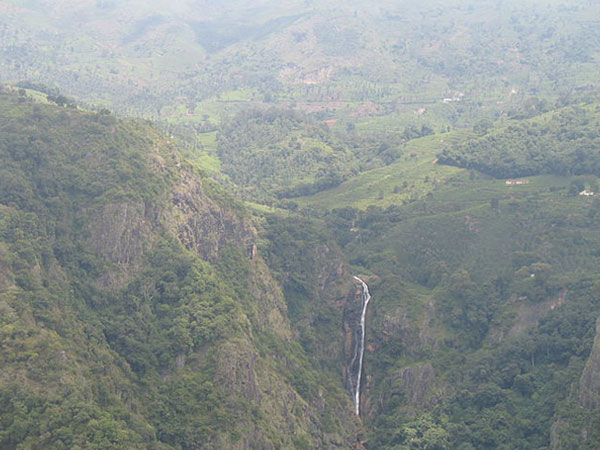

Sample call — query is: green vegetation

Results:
[439,104,600,178]
[1,0,600,448]
[0,90,358,449]
[1,0,598,136]
[300,109,600,447]
[295,132,470,209]
[217,108,404,201]
[217,108,358,201]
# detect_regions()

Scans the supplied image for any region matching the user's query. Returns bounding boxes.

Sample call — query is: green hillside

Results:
[273,100,600,448]
[295,131,472,209]
[0,89,359,449]
[1,0,598,131]
[439,103,600,178]
[316,173,600,448]
[1,0,600,449]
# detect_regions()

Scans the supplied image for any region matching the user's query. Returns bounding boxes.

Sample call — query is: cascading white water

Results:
[352,276,371,416]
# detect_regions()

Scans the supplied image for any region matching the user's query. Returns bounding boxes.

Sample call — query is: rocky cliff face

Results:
[314,242,353,367]
[263,216,355,371]
[358,283,443,420]
[165,174,358,448]
[84,164,358,447]
[89,201,155,290]
[171,173,254,263]
[376,363,437,417]
[550,316,600,449]
[376,295,438,357]
[248,256,293,340]
[550,322,600,450]
[579,315,600,409]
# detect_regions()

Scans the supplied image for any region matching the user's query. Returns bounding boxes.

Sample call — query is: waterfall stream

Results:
[352,276,371,416]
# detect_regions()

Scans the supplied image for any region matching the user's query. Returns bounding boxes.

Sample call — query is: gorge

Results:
[1,0,600,448]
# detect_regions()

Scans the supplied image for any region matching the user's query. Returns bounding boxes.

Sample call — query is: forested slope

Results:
[439,104,600,179]
[0,89,359,449]
[293,102,600,448]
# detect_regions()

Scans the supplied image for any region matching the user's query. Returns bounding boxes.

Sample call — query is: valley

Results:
[0,0,599,449]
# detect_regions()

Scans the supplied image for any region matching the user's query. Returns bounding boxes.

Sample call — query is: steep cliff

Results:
[263,215,354,373]
[579,316,600,410]
[0,90,359,449]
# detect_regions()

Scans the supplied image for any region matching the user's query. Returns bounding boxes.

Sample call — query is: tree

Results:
[569,178,585,196]
[392,414,450,450]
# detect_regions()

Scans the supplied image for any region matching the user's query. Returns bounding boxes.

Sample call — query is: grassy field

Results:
[187,131,221,173]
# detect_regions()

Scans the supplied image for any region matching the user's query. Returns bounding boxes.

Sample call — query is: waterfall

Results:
[352,276,371,416]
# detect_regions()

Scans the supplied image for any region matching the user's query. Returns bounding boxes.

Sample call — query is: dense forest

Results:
[439,104,600,179]
[217,108,357,201]
[217,108,412,202]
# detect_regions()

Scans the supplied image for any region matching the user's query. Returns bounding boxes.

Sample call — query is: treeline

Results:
[438,105,600,178]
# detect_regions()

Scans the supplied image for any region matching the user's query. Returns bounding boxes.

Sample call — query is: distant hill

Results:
[0,0,597,130]
[438,104,600,178]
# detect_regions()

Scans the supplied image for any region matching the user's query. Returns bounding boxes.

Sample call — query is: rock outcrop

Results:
[89,201,155,290]
[394,363,437,409]
[579,315,600,409]
[172,173,254,263]
[377,298,438,356]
